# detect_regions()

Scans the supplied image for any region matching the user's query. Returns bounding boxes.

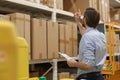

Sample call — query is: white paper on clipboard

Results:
[59,52,75,60]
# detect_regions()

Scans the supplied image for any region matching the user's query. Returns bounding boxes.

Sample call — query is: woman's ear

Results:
[83,17,87,28]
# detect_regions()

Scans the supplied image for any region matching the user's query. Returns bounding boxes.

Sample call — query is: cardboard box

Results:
[114,34,119,43]
[40,0,44,5]
[69,23,78,57]
[105,32,109,43]
[31,18,47,60]
[72,23,78,57]
[47,21,59,59]
[40,0,47,5]
[114,46,119,53]
[70,74,77,80]
[0,15,10,21]
[9,13,25,37]
[59,22,78,57]
[63,0,89,13]
[99,0,109,22]
[9,13,31,60]
[110,10,120,23]
[24,14,31,60]
[47,0,54,8]
[46,72,53,80]
[89,0,97,10]
[30,71,39,78]
[58,72,70,80]
[40,0,53,8]
[56,0,63,10]
[59,24,71,56]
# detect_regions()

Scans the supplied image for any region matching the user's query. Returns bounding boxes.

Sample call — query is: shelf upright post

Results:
[52,0,57,22]
[53,59,58,80]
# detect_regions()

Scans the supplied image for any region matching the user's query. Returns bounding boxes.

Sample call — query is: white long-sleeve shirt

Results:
[77,27,107,75]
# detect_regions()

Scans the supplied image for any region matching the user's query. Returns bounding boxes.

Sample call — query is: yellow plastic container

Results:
[29,77,39,80]
[0,21,18,80]
[60,78,74,80]
[17,37,29,80]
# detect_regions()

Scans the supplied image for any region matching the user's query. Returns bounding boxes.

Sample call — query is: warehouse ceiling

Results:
[110,0,120,9]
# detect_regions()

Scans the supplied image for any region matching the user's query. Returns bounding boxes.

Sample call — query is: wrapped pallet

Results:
[47,21,59,59]
[9,13,31,60]
[31,18,47,60]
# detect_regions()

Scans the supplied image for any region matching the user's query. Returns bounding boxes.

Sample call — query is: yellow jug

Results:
[60,78,74,80]
[0,21,18,80]
[29,77,39,80]
[17,37,29,80]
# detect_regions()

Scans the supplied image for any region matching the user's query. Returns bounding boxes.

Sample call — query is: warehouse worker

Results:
[67,8,106,80]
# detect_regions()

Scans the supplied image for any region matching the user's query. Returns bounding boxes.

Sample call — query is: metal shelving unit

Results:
[0,0,74,21]
[0,0,76,80]
[29,57,78,64]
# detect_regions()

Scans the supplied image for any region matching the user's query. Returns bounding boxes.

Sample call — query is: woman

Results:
[67,8,106,80]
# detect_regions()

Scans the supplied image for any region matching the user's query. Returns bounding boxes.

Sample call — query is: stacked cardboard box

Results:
[47,0,54,8]
[30,71,39,78]
[9,13,31,59]
[58,72,70,80]
[106,32,120,53]
[31,18,47,60]
[64,0,110,22]
[98,0,110,22]
[40,0,47,5]
[0,15,10,21]
[114,34,120,53]
[40,0,53,8]
[59,23,78,57]
[89,0,97,10]
[59,24,71,56]
[47,21,59,59]
[70,74,77,80]
[90,0,110,22]
[68,23,78,57]
[63,0,89,13]
[110,10,120,23]
[56,0,63,10]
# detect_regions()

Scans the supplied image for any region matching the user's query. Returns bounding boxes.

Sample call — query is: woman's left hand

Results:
[67,59,77,67]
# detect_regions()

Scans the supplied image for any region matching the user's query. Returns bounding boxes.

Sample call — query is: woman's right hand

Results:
[74,9,81,24]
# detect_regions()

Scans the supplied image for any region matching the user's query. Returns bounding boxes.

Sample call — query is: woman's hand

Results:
[74,9,81,24]
[67,59,77,67]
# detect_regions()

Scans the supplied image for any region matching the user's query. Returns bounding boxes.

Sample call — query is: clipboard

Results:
[59,52,75,60]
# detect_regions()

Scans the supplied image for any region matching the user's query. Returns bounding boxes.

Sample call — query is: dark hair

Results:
[84,8,100,28]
